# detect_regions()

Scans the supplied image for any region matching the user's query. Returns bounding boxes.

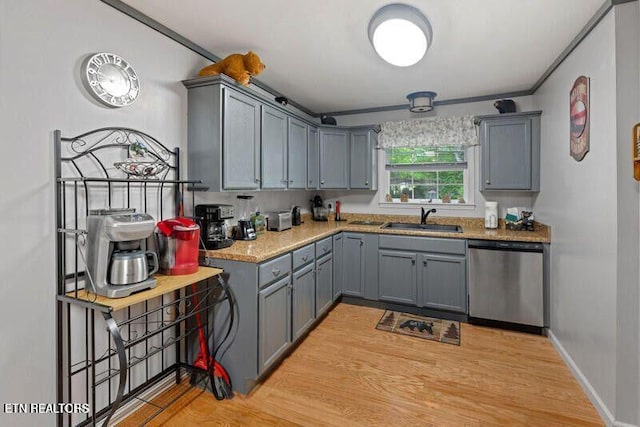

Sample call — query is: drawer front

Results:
[292,243,315,270]
[315,236,333,257]
[378,235,465,255]
[259,253,292,288]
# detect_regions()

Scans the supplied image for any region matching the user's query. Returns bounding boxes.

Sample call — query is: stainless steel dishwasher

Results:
[468,239,545,332]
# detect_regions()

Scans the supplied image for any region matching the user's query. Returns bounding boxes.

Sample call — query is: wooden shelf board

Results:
[65,266,223,312]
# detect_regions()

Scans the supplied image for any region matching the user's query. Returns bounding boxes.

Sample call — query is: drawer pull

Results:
[302,255,308,262]
[323,246,328,252]
[272,268,281,277]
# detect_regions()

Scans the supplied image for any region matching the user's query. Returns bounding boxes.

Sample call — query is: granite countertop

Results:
[203,214,550,263]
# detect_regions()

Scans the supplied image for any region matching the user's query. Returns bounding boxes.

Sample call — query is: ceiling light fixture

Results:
[407,91,437,112]
[368,3,432,67]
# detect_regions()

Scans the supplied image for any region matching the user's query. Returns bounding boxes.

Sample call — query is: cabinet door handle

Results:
[365,181,369,186]
[272,268,281,277]
[485,180,490,185]
[411,259,416,265]
[320,180,325,185]
[309,180,313,184]
[423,260,427,266]
[360,241,364,246]
[289,180,294,183]
[255,178,261,183]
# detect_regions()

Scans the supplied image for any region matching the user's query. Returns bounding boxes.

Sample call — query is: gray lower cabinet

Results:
[307,126,319,189]
[287,117,307,189]
[343,233,365,297]
[291,262,315,341]
[377,235,467,313]
[349,128,377,190]
[315,253,333,316]
[319,128,349,189]
[420,253,467,313]
[259,275,292,374]
[333,233,343,301]
[261,105,288,189]
[378,250,417,305]
[477,111,541,191]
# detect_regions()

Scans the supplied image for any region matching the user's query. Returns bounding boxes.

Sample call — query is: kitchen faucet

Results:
[421,207,436,224]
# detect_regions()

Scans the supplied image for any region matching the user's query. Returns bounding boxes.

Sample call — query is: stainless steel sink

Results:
[381,222,463,233]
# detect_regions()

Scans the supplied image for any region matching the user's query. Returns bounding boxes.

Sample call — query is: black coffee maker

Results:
[195,204,234,250]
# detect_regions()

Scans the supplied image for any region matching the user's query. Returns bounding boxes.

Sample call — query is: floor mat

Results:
[375,310,460,346]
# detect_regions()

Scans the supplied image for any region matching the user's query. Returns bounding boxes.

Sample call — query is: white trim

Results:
[377,202,477,210]
[548,330,614,426]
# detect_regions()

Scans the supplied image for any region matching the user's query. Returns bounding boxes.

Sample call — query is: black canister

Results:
[292,206,302,226]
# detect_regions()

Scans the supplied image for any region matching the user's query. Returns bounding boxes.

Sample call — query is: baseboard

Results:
[548,330,616,426]
[109,370,190,425]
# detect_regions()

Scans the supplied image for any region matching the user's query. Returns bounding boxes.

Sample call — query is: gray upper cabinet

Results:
[343,233,365,297]
[477,111,541,191]
[378,250,417,305]
[258,275,292,374]
[292,263,315,341]
[307,126,319,189]
[261,105,288,189]
[350,128,378,190]
[420,253,467,313]
[184,81,261,191]
[319,128,349,189]
[287,118,307,189]
[223,89,262,190]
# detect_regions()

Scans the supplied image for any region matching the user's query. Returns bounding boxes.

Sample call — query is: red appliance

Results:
[156,217,200,275]
[335,200,341,221]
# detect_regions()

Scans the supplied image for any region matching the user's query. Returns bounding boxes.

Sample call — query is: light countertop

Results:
[203,214,550,263]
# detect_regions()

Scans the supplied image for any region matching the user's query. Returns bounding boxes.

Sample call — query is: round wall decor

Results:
[569,76,589,161]
[81,53,140,108]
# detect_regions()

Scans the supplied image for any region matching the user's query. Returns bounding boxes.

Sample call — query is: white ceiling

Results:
[122,0,604,114]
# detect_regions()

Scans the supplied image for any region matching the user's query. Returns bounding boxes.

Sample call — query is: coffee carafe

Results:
[85,209,158,298]
[195,204,235,250]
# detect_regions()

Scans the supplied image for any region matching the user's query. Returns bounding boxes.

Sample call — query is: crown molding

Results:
[101,0,636,118]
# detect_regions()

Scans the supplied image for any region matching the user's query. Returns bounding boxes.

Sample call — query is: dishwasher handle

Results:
[468,239,543,253]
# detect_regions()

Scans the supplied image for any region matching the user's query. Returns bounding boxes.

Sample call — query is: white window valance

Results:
[378,115,478,148]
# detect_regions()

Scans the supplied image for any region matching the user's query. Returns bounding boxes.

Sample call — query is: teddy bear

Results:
[197,51,265,86]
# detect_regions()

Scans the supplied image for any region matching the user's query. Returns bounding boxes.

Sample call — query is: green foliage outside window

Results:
[386,146,466,202]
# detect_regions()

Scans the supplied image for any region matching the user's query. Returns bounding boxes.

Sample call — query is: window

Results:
[384,145,469,203]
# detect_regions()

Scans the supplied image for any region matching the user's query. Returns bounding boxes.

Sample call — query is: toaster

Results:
[266,211,292,231]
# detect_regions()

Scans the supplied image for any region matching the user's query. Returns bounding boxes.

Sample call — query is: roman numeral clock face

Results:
[82,53,140,108]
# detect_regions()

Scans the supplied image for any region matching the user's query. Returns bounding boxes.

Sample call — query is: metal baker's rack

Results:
[54,128,225,426]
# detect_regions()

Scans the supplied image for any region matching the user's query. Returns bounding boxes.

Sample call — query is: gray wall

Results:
[533,4,640,425]
[0,1,210,426]
[323,96,539,219]
[614,3,640,424]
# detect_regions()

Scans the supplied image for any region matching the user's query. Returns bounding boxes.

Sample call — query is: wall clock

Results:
[569,76,589,161]
[81,52,140,108]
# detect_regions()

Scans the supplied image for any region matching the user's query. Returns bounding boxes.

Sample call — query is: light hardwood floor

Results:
[121,303,602,426]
